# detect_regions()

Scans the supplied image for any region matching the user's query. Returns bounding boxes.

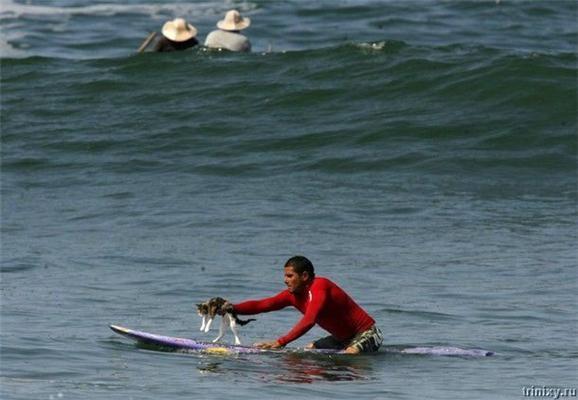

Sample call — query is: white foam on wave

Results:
[356,41,387,51]
[0,37,26,58]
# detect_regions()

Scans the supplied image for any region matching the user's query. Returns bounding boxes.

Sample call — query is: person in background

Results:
[138,18,199,53]
[154,18,199,52]
[204,10,251,52]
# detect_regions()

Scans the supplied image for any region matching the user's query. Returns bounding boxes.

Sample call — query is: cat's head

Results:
[196,302,209,316]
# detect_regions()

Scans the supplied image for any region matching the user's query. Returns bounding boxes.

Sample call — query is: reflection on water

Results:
[197,361,222,375]
[271,353,373,383]
[195,352,376,383]
[124,339,377,383]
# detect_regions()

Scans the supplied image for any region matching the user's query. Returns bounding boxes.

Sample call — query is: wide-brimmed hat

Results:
[217,10,251,31]
[162,18,198,42]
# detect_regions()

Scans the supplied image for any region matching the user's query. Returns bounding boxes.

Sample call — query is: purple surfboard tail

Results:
[400,346,494,357]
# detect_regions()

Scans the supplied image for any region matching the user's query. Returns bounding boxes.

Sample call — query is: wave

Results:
[2,39,575,179]
[0,0,256,18]
[2,0,575,61]
[0,0,259,59]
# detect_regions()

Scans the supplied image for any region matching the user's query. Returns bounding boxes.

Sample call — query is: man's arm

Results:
[276,286,328,346]
[233,291,291,315]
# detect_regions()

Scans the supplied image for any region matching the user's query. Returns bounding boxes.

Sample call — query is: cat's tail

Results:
[234,316,257,326]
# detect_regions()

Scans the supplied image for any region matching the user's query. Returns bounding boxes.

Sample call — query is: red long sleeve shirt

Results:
[233,277,375,346]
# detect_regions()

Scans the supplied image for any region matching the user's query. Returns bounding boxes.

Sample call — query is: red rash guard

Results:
[233,277,375,346]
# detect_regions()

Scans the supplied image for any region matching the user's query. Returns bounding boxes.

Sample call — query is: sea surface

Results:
[1,0,577,399]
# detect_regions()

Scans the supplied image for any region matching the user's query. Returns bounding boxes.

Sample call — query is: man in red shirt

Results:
[230,256,383,354]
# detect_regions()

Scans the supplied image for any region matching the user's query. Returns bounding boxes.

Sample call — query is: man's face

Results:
[284,266,309,294]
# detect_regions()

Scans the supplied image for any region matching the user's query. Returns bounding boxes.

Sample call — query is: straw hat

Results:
[162,18,198,42]
[217,10,251,31]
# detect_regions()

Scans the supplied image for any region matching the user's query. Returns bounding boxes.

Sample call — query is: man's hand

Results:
[254,340,283,349]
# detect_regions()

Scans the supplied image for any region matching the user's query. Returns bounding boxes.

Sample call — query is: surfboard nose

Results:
[110,324,130,334]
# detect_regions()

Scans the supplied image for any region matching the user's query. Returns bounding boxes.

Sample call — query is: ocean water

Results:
[1,0,577,399]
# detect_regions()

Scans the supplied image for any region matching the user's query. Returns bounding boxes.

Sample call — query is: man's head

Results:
[284,256,315,294]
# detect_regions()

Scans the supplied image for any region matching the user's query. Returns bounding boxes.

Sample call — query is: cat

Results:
[196,297,255,345]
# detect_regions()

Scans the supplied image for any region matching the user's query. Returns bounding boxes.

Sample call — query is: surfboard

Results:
[110,325,339,355]
[110,325,493,357]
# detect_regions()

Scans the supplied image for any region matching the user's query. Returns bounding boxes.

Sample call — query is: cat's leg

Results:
[204,317,214,332]
[213,317,226,343]
[200,315,206,331]
[228,315,242,345]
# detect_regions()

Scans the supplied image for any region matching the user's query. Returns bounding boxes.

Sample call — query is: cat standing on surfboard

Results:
[229,256,383,354]
[196,297,255,345]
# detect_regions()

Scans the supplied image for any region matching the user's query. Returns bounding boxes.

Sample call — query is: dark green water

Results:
[1,1,577,399]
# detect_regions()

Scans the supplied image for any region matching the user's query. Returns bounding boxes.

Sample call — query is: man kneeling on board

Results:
[227,255,383,354]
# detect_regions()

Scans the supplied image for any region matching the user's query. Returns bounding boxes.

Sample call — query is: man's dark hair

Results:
[284,255,315,278]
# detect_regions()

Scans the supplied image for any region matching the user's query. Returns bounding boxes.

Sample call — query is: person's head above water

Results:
[217,10,251,32]
[284,256,315,294]
[161,18,198,42]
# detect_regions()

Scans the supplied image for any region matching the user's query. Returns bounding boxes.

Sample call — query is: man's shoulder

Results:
[312,277,336,289]
[205,30,221,39]
[204,30,220,44]
[272,288,292,300]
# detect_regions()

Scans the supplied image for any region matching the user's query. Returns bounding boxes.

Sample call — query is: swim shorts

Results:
[313,326,384,353]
